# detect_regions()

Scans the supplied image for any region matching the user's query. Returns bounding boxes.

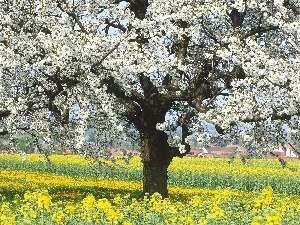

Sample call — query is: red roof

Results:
[107,149,141,157]
[188,150,203,157]
[107,148,123,157]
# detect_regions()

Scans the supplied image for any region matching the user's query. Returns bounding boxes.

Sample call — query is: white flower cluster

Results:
[178,144,186,154]
[156,122,169,131]
[231,0,246,12]
[0,0,299,154]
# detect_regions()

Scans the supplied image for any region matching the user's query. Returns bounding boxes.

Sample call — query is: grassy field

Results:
[0,154,300,224]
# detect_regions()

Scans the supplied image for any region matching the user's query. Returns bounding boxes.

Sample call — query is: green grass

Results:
[1,155,300,196]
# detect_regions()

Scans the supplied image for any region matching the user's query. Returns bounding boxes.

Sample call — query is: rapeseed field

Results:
[0,154,300,224]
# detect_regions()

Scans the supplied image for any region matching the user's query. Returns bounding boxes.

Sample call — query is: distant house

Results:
[107,148,141,157]
[0,150,9,154]
[188,145,247,158]
[276,144,298,158]
[226,145,248,156]
[271,148,286,158]
[258,143,299,159]
[0,149,18,154]
[62,147,72,155]
[207,146,233,157]
[107,148,124,157]
[206,145,247,158]
[188,149,204,157]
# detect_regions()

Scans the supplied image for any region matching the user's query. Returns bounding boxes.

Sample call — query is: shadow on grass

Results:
[49,186,144,202]
[0,186,144,203]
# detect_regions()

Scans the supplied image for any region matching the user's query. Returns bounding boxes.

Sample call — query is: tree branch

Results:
[101,76,145,107]
[283,0,300,15]
[57,1,88,34]
[112,0,149,20]
[139,73,160,99]
[229,8,246,29]
[121,100,142,129]
[104,18,127,34]
[264,76,292,91]
[0,110,10,119]
[241,25,280,40]
[91,31,132,73]
[215,112,298,135]
[0,130,8,136]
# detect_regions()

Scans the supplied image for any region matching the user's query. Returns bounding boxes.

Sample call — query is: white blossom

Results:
[0,0,299,156]
[179,144,186,154]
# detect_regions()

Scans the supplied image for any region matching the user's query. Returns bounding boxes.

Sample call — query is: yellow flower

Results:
[0,214,7,221]
[52,211,65,225]
[37,190,52,211]
[209,206,226,218]
[266,215,281,225]
[23,192,33,202]
[191,196,202,207]
[96,198,112,210]
[123,222,133,225]
[64,204,75,214]
[106,208,120,223]
[198,217,207,224]
[113,194,122,205]
[1,202,10,211]
[29,210,36,219]
[81,194,96,210]
[251,222,261,225]
[149,192,162,206]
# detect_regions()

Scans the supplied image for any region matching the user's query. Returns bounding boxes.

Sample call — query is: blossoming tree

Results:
[0,0,299,197]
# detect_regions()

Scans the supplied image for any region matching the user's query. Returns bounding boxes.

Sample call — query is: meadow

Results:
[0,154,300,224]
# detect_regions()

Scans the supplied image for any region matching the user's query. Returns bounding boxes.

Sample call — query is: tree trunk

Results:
[143,158,171,198]
[140,122,173,198]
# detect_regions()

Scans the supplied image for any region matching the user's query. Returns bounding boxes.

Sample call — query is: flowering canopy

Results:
[0,0,300,154]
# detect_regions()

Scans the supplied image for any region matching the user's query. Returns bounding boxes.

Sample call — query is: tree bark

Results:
[142,157,171,198]
[139,115,173,198]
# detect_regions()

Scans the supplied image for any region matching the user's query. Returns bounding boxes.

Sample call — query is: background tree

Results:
[0,0,299,197]
[12,132,37,153]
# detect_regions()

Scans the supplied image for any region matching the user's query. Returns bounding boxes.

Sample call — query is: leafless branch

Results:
[91,31,132,73]
[241,25,280,40]
[104,18,127,33]
[57,1,88,34]
[201,86,227,109]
